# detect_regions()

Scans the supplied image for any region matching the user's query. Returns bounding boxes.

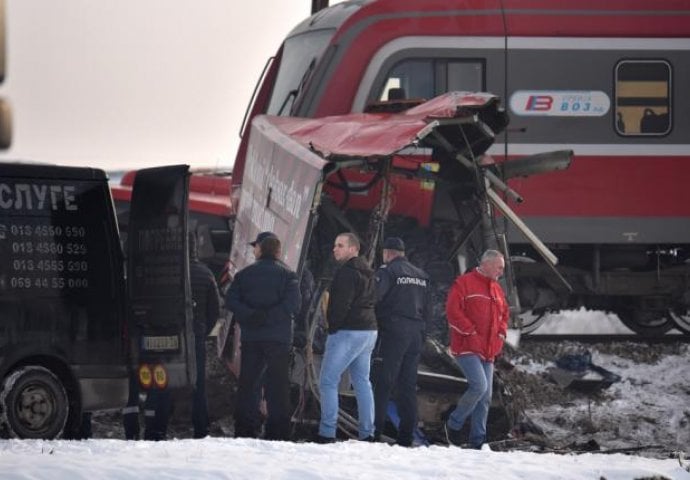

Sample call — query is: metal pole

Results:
[311,0,330,14]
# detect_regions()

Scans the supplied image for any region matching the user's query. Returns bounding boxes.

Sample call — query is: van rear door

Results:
[126,165,194,390]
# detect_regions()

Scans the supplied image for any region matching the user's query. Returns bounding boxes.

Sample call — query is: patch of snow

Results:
[529,308,683,335]
[0,437,688,480]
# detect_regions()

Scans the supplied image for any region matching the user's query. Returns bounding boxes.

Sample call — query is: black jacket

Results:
[375,256,431,327]
[327,256,377,334]
[225,255,301,344]
[190,258,221,338]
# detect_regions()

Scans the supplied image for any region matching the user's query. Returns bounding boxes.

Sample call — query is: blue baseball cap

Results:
[383,237,405,252]
[249,231,276,246]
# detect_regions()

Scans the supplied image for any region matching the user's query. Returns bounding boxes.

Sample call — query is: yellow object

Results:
[153,364,168,389]
[138,364,153,389]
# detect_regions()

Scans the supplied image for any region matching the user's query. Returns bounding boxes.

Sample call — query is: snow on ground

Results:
[502,309,690,458]
[1,436,689,480]
[2,311,689,479]
[512,342,690,455]
[529,307,683,335]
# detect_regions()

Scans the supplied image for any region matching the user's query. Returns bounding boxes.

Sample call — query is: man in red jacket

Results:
[444,249,509,449]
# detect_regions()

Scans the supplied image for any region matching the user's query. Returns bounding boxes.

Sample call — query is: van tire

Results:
[0,366,69,439]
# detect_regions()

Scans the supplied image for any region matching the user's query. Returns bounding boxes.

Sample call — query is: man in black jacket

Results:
[318,232,378,442]
[189,233,221,438]
[372,237,430,446]
[226,232,301,440]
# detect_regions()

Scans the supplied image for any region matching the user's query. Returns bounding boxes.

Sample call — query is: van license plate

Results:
[142,335,180,351]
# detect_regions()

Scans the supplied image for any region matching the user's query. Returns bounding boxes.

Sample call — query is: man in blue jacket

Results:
[226,232,301,440]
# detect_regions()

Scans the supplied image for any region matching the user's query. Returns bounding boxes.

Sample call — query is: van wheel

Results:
[0,366,69,439]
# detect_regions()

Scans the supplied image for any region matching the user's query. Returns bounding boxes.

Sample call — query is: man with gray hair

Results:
[444,249,509,449]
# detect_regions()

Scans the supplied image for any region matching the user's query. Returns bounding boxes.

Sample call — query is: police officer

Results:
[373,237,431,446]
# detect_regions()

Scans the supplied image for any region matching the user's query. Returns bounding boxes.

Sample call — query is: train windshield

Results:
[266,29,335,116]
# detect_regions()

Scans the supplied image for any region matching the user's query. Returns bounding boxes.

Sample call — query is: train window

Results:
[267,29,335,116]
[614,60,671,136]
[378,59,484,101]
[447,61,484,93]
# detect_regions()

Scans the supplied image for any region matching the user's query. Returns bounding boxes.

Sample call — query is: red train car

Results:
[231,0,690,336]
[111,170,234,280]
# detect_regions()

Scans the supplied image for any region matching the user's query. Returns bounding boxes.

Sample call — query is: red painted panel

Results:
[507,156,690,217]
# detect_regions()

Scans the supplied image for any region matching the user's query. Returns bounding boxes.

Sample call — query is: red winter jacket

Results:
[445,269,509,361]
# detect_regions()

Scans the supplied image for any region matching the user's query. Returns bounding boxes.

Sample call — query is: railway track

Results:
[521,333,689,344]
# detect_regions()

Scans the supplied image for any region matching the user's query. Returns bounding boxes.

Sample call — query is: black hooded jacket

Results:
[326,256,377,334]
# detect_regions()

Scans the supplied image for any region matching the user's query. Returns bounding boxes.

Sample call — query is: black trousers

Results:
[192,336,209,438]
[373,318,423,446]
[234,341,291,440]
[143,388,172,441]
[135,337,209,440]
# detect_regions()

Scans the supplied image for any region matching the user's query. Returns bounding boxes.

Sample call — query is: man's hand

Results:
[249,309,268,326]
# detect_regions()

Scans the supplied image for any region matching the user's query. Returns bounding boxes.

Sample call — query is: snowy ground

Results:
[1,310,689,479]
[529,307,684,336]
[1,436,688,480]
[503,310,689,457]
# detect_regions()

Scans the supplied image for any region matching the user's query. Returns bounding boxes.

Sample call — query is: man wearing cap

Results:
[373,236,431,446]
[226,232,301,440]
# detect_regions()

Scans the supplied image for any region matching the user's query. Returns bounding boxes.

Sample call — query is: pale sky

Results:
[0,0,316,170]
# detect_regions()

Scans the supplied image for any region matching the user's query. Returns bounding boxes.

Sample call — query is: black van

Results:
[0,163,195,439]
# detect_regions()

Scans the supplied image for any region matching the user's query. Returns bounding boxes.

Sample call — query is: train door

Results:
[126,165,195,391]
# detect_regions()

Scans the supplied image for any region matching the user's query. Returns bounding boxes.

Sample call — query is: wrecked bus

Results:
[0,163,196,439]
[220,92,571,442]
[233,0,690,337]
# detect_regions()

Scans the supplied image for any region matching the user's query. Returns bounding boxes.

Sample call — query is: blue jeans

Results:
[319,329,378,439]
[446,354,494,448]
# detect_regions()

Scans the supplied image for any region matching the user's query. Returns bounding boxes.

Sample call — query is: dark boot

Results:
[444,423,463,447]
